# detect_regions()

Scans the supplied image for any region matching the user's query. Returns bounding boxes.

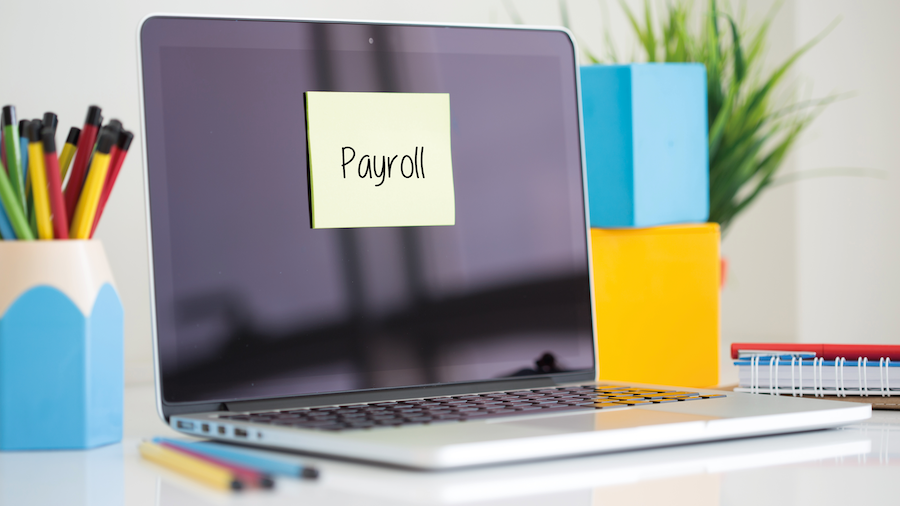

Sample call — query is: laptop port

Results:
[218,426,227,435]
[234,428,248,438]
[201,423,210,433]
[176,420,194,430]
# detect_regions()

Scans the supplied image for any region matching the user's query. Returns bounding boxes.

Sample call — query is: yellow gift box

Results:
[591,223,720,387]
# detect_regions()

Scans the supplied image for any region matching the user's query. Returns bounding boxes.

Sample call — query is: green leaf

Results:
[728,16,745,83]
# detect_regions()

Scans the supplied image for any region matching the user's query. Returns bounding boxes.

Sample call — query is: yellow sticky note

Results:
[305,91,455,229]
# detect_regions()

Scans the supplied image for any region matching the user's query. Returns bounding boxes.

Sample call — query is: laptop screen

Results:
[141,17,594,405]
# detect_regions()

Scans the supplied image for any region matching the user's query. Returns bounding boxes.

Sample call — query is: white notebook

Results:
[734,355,899,397]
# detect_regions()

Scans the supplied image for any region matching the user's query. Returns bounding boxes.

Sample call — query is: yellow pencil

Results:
[26,122,53,240]
[58,127,80,181]
[139,441,243,491]
[69,130,115,239]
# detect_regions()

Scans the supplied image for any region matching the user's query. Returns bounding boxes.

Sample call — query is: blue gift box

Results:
[581,63,709,228]
[0,242,123,451]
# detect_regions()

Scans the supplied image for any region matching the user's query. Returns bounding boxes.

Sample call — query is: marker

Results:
[69,129,115,239]
[154,438,320,479]
[2,106,25,209]
[139,441,244,491]
[91,130,133,236]
[63,105,101,225]
[0,158,33,240]
[158,442,274,489]
[42,112,58,136]
[26,122,53,240]
[59,127,80,181]
[42,126,68,239]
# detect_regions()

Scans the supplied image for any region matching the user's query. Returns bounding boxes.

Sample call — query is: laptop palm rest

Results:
[496,408,720,434]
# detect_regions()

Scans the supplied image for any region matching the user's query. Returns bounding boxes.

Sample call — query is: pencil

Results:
[69,129,115,239]
[26,122,53,239]
[42,112,58,136]
[2,106,25,209]
[154,437,320,479]
[0,203,14,239]
[63,105,101,224]
[159,442,275,489]
[139,441,244,491]
[42,126,68,239]
[91,130,133,237]
[19,121,29,198]
[0,158,33,240]
[58,127,80,180]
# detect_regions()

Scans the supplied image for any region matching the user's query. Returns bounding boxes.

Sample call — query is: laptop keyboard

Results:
[217,385,725,432]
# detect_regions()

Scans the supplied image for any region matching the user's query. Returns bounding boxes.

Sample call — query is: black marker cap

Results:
[84,105,102,127]
[26,120,42,143]
[117,130,134,151]
[107,119,122,131]
[95,129,116,154]
[65,126,81,146]
[2,105,16,126]
[18,119,27,136]
[42,112,58,133]
[301,467,320,479]
[41,126,57,153]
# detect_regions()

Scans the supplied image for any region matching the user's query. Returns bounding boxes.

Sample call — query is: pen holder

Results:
[0,241,123,450]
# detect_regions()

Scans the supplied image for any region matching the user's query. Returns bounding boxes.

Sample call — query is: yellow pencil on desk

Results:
[69,128,115,239]
[26,121,53,239]
[139,441,244,491]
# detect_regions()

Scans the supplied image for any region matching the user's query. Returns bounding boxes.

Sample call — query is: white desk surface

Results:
[1,383,898,506]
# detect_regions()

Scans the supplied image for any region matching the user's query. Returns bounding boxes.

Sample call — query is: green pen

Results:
[2,106,26,209]
[0,157,33,240]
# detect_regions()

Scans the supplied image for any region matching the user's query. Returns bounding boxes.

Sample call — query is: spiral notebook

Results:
[734,355,899,397]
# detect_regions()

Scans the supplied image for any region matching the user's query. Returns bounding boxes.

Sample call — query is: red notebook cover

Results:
[731,342,900,361]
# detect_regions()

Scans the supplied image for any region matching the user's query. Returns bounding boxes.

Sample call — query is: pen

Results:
[139,441,244,491]
[63,105,101,224]
[159,441,275,489]
[58,126,80,181]
[0,158,33,240]
[42,126,69,239]
[26,122,53,239]
[91,130,133,236]
[69,128,114,239]
[154,437,320,479]
[2,106,25,208]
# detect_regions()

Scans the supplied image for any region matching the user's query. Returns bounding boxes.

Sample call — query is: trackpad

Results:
[497,408,720,433]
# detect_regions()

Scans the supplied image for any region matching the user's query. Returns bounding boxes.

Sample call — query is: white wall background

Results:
[0,0,896,386]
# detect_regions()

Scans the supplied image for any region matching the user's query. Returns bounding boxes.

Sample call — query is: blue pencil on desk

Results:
[153,438,320,479]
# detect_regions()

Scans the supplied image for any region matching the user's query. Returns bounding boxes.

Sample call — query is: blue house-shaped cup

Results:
[0,241,123,450]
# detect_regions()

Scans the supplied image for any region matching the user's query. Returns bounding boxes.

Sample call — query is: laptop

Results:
[138,14,870,469]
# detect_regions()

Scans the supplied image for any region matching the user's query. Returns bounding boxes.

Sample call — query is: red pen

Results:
[90,130,132,237]
[41,126,69,239]
[63,105,102,225]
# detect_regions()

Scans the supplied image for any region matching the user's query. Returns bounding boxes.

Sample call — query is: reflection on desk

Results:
[1,388,898,506]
